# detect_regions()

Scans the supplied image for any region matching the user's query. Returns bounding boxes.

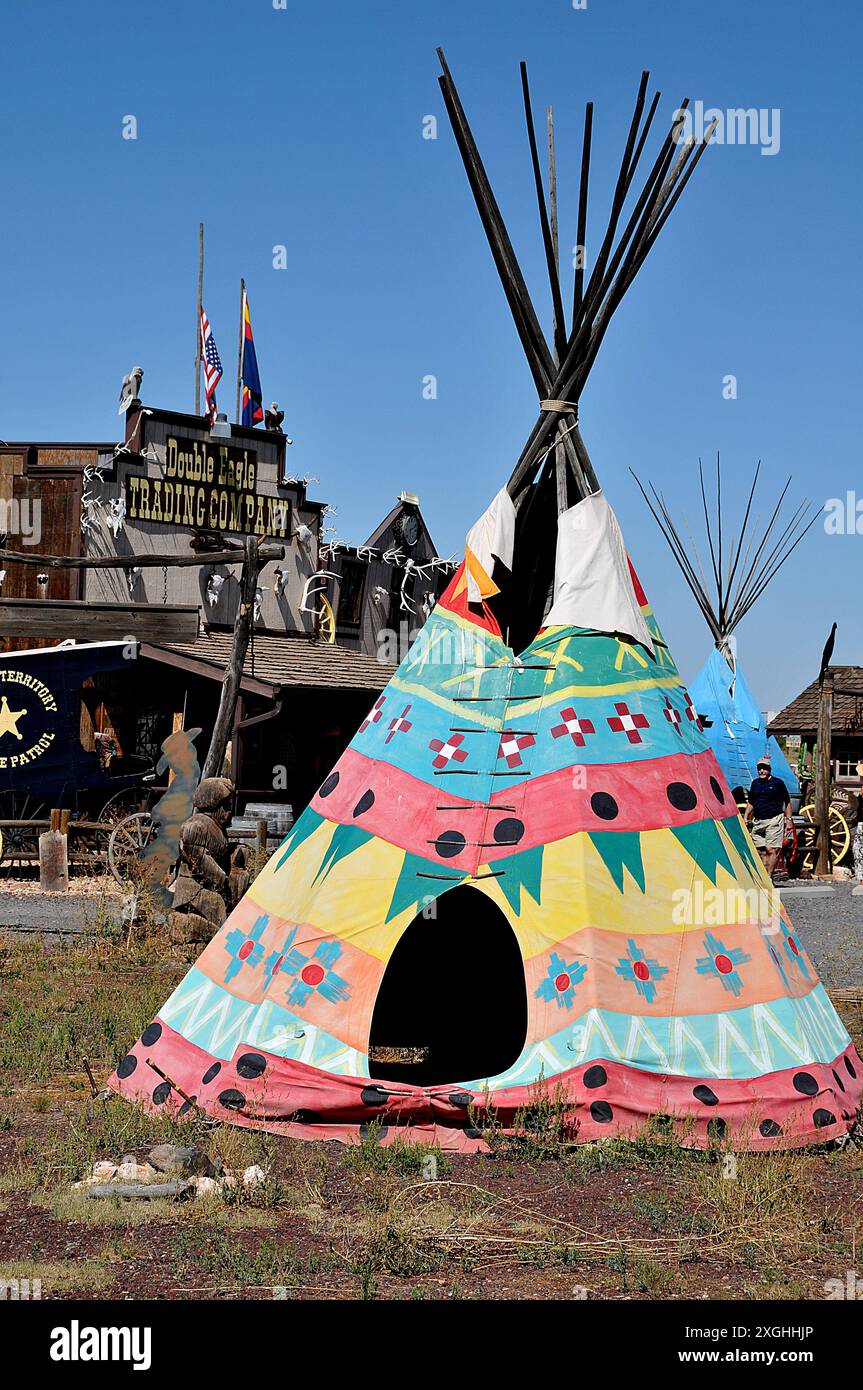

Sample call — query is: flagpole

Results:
[195,222,204,415]
[235,277,245,425]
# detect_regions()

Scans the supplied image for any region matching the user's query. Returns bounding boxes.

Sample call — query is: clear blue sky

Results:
[3,0,860,710]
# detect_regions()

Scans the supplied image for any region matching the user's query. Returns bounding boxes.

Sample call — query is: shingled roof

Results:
[143,632,394,695]
[768,666,863,737]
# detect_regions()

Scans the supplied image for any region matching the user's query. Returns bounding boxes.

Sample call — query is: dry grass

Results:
[0,929,861,1300]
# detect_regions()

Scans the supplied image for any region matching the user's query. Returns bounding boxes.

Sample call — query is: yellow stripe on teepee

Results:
[250,826,422,963]
[469,820,775,960]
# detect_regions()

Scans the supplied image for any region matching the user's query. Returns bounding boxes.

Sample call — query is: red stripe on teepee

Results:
[109,1019,863,1153]
[627,555,649,608]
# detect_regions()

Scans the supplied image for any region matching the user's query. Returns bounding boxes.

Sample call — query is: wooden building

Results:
[769,666,863,786]
[0,403,451,817]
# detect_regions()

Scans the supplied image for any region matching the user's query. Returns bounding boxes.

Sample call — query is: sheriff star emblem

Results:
[0,696,27,740]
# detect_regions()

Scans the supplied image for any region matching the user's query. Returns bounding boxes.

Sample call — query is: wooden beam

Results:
[0,544,285,571]
[815,671,834,875]
[201,536,260,781]
[0,599,200,642]
[520,63,566,361]
[437,50,554,394]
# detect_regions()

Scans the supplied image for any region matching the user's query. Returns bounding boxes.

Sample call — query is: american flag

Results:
[200,307,223,420]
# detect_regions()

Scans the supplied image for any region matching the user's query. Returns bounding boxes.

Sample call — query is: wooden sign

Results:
[0,599,200,642]
[125,435,291,538]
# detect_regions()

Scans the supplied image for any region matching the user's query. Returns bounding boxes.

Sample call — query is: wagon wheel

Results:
[99,783,153,825]
[108,812,156,884]
[0,794,47,877]
[318,595,336,644]
[800,802,851,866]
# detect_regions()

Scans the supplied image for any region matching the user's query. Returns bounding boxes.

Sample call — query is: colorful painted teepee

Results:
[111,57,861,1148]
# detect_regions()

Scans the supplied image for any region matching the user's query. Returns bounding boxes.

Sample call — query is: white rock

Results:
[192,1175,224,1197]
[91,1161,119,1181]
[242,1164,267,1188]
[116,1161,158,1182]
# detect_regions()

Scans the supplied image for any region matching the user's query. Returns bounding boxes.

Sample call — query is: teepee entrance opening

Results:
[368,885,527,1087]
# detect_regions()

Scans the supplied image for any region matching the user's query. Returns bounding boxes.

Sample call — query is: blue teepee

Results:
[635,458,815,801]
[690,646,798,797]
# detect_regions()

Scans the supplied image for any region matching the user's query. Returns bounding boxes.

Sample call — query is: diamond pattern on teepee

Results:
[615,938,668,1004]
[224,913,269,982]
[386,703,413,743]
[360,696,385,732]
[536,952,587,1009]
[662,695,682,735]
[550,707,596,746]
[607,701,650,744]
[429,733,469,769]
[695,932,751,998]
[498,730,536,768]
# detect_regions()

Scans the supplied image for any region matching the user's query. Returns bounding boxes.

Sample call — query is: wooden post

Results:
[201,536,259,781]
[235,278,245,425]
[815,669,834,875]
[41,810,69,892]
[256,819,268,856]
[195,222,204,415]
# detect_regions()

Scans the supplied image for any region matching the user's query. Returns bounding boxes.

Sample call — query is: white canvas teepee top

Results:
[545,492,655,652]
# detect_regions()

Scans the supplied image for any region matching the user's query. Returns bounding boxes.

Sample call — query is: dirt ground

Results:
[0,931,861,1303]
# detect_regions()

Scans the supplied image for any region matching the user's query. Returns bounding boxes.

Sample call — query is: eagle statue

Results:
[118,365,144,414]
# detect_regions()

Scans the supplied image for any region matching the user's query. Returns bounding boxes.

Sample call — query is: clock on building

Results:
[399,513,420,548]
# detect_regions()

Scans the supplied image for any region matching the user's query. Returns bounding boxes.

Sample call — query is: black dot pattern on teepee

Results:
[434,829,466,858]
[360,1086,389,1107]
[319,772,339,798]
[116,1054,137,1080]
[590,1100,613,1123]
[178,1097,198,1117]
[832,1069,846,1093]
[140,1022,162,1047]
[590,792,618,821]
[845,1056,857,1078]
[792,1072,819,1096]
[709,777,725,803]
[667,782,697,811]
[759,1119,782,1138]
[707,1117,726,1140]
[583,1065,607,1089]
[353,789,375,817]
[693,1084,718,1106]
[813,1108,836,1128]
[218,1089,246,1111]
[202,1062,222,1085]
[493,817,525,845]
[236,1053,267,1080]
[449,1091,473,1107]
[152,1082,172,1105]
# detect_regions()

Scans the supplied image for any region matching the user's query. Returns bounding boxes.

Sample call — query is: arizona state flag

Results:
[241,290,264,426]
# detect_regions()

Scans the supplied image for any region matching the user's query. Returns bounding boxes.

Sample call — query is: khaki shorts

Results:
[750,813,786,850]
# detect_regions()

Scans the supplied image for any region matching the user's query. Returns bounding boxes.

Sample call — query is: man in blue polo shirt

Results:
[744,755,792,877]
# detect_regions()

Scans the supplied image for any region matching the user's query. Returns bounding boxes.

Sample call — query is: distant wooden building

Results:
[0,404,451,816]
[768,666,863,787]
